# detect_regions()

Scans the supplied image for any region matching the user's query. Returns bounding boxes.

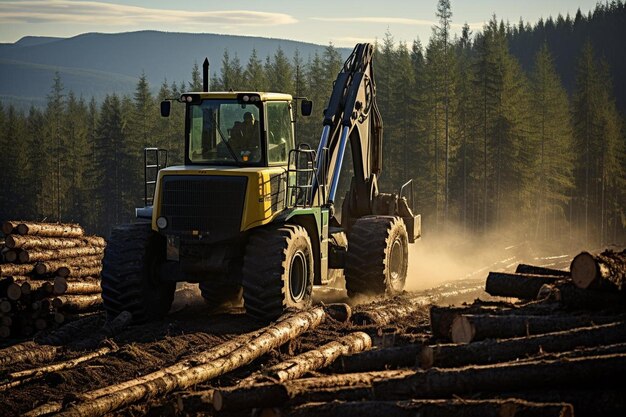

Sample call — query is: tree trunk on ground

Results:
[449,313,620,344]
[5,235,106,250]
[485,272,566,300]
[35,255,102,276]
[492,388,626,417]
[571,250,626,291]
[212,370,413,412]
[373,353,626,400]
[324,303,352,322]
[51,308,326,417]
[0,344,59,367]
[54,277,101,295]
[52,294,102,312]
[430,321,626,367]
[515,264,570,277]
[0,263,35,277]
[272,399,573,417]
[351,298,429,325]
[19,246,105,263]
[247,332,371,383]
[329,342,432,373]
[539,282,626,310]
[16,222,85,238]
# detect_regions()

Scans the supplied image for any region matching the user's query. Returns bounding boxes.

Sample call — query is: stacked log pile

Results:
[0,221,106,339]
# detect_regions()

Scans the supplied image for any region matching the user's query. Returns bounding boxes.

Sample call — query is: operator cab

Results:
[162,92,311,167]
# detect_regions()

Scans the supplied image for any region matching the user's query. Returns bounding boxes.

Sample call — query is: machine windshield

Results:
[188,100,262,164]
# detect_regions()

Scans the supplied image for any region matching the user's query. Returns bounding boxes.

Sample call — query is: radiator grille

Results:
[160,175,247,242]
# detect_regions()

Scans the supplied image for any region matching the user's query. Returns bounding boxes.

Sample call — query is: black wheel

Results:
[345,216,408,297]
[101,223,175,323]
[242,225,313,321]
[199,281,243,309]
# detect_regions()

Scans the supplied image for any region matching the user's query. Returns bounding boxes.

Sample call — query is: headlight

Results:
[156,216,168,229]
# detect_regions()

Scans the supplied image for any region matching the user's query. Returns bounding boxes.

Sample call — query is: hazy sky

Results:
[0,0,601,46]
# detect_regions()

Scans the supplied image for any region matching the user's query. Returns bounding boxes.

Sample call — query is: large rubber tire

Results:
[345,216,409,297]
[101,223,175,323]
[242,225,313,321]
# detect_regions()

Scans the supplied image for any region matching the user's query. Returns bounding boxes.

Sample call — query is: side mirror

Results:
[300,99,313,117]
[160,100,171,117]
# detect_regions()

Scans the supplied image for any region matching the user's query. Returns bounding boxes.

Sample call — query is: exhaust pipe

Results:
[203,58,209,92]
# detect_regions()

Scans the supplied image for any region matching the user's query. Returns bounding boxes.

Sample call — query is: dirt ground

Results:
[0,245,578,416]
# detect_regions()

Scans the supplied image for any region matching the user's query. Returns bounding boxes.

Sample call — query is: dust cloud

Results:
[405,221,584,292]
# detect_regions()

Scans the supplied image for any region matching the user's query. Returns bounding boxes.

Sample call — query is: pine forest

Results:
[0,1,624,248]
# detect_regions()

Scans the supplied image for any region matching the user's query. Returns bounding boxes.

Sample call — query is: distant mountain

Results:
[0,30,348,110]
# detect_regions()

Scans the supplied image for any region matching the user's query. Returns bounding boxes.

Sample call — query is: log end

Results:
[324,303,352,323]
[571,252,598,289]
[213,390,224,412]
[418,345,434,369]
[1,221,16,235]
[450,315,475,344]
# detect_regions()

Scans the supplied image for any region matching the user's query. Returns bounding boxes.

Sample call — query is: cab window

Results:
[266,101,294,164]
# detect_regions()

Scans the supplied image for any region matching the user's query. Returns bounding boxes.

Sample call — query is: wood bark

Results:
[3,345,114,388]
[449,313,620,344]
[329,342,433,373]
[324,303,352,322]
[16,222,85,237]
[0,344,59,367]
[66,266,103,279]
[5,235,106,250]
[0,263,35,277]
[212,370,413,412]
[430,320,626,367]
[35,255,103,276]
[351,297,429,325]
[485,272,566,300]
[19,246,105,263]
[246,332,371,383]
[52,294,102,312]
[52,308,325,417]
[571,250,626,291]
[515,263,570,277]
[54,277,101,295]
[539,282,626,310]
[274,399,573,417]
[373,353,626,400]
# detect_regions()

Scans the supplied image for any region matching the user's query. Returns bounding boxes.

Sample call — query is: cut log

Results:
[5,345,115,385]
[19,246,105,263]
[35,255,103,276]
[0,325,10,338]
[6,282,22,300]
[274,399,573,417]
[329,342,433,373]
[539,282,626,310]
[0,299,12,313]
[5,235,106,250]
[0,340,38,355]
[431,320,626,367]
[449,313,619,344]
[54,277,101,295]
[485,272,565,300]
[515,263,570,277]
[571,250,626,291]
[52,294,102,312]
[1,220,18,235]
[351,297,429,325]
[3,250,18,263]
[55,307,325,417]
[0,263,35,277]
[212,370,413,412]
[0,344,59,367]
[250,332,371,383]
[374,353,626,400]
[16,278,53,295]
[66,266,102,279]
[324,303,352,322]
[16,222,85,237]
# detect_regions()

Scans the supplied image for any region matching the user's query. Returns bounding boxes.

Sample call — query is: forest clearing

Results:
[1,220,625,416]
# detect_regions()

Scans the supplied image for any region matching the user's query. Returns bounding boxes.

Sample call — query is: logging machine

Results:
[101,44,421,323]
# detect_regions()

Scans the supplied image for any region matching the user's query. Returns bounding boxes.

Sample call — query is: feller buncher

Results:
[101,44,421,323]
